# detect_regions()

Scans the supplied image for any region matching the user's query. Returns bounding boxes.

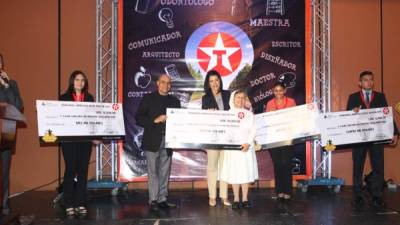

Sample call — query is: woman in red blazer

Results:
[265,81,296,201]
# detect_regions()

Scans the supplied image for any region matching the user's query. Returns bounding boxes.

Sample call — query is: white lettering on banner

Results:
[133,159,147,166]
[260,52,296,71]
[127,91,151,98]
[272,41,301,48]
[253,88,273,103]
[160,0,215,6]
[249,18,290,27]
[142,51,181,58]
[128,31,183,50]
[250,73,276,87]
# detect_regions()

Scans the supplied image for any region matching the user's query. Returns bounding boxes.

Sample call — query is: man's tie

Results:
[365,91,370,105]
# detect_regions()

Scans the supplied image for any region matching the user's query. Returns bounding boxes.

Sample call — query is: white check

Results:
[165,108,247,150]
[319,107,394,147]
[255,103,320,148]
[36,100,125,142]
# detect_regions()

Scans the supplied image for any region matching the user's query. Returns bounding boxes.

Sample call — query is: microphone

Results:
[0,71,9,84]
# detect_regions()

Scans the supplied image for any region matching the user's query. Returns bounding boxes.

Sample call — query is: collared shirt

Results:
[362,89,372,103]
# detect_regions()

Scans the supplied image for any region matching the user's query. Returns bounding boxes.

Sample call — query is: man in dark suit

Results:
[0,54,23,215]
[135,74,181,212]
[347,70,399,210]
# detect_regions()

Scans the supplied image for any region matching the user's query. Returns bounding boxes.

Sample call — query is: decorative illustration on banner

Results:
[120,0,308,181]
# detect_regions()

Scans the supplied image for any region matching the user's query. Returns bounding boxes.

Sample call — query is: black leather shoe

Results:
[372,197,386,210]
[231,201,241,210]
[241,201,252,209]
[158,201,177,209]
[351,196,364,209]
[150,201,159,212]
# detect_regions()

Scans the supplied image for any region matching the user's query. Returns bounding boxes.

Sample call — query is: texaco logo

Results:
[197,32,242,76]
[383,107,389,115]
[238,111,245,119]
[112,104,120,111]
[185,21,254,89]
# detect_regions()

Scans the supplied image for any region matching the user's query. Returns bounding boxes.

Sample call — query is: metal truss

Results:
[311,0,332,179]
[89,0,122,192]
[298,0,343,193]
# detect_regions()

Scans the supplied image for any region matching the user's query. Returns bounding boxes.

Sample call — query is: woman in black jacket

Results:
[60,70,95,217]
[201,70,231,206]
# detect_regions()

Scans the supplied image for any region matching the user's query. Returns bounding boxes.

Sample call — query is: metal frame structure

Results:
[88,0,126,194]
[298,0,344,193]
[91,0,342,193]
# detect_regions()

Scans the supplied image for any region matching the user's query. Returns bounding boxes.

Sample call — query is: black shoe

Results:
[372,197,386,210]
[351,196,364,209]
[158,201,177,209]
[242,201,252,209]
[150,201,159,212]
[231,201,241,210]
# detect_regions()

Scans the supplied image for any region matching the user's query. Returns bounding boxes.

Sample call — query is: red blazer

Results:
[265,97,296,112]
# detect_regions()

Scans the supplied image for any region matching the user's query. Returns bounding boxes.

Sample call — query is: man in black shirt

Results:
[135,74,180,211]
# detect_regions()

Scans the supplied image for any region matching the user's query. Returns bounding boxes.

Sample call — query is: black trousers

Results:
[352,144,384,198]
[1,149,11,210]
[61,142,92,208]
[269,146,294,195]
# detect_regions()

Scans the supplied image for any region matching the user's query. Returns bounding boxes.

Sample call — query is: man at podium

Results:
[0,53,23,215]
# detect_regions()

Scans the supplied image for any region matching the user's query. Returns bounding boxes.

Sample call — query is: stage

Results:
[5,187,400,225]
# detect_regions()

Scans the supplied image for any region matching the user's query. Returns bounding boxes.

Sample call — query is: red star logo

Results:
[112,104,120,111]
[197,32,242,76]
[383,107,389,115]
[238,111,245,119]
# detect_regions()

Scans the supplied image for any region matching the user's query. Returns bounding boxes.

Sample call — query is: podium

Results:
[0,103,25,148]
[0,103,25,225]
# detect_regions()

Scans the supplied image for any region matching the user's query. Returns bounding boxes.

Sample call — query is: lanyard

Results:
[359,91,374,109]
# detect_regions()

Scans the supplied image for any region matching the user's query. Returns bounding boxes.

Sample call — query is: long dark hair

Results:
[203,70,223,95]
[66,70,89,95]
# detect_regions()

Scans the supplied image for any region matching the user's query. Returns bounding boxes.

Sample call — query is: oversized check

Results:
[255,103,320,149]
[319,107,394,147]
[165,108,246,150]
[36,100,125,142]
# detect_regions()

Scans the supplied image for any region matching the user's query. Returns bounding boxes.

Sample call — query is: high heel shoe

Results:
[221,198,231,206]
[209,198,217,207]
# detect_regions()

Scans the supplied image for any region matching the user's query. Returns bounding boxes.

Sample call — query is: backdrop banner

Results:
[119,0,309,181]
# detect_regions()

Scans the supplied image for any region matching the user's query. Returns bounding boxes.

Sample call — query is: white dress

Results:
[219,108,259,184]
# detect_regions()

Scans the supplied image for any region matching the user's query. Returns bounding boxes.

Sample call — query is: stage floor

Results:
[6,187,400,225]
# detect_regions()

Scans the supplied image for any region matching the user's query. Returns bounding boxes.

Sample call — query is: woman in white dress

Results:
[219,90,259,209]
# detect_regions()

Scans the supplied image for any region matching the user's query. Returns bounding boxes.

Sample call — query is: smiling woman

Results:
[59,70,95,217]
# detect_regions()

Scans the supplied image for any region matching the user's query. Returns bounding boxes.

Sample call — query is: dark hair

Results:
[273,81,286,89]
[66,70,89,94]
[359,70,373,80]
[0,53,4,70]
[204,70,223,95]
